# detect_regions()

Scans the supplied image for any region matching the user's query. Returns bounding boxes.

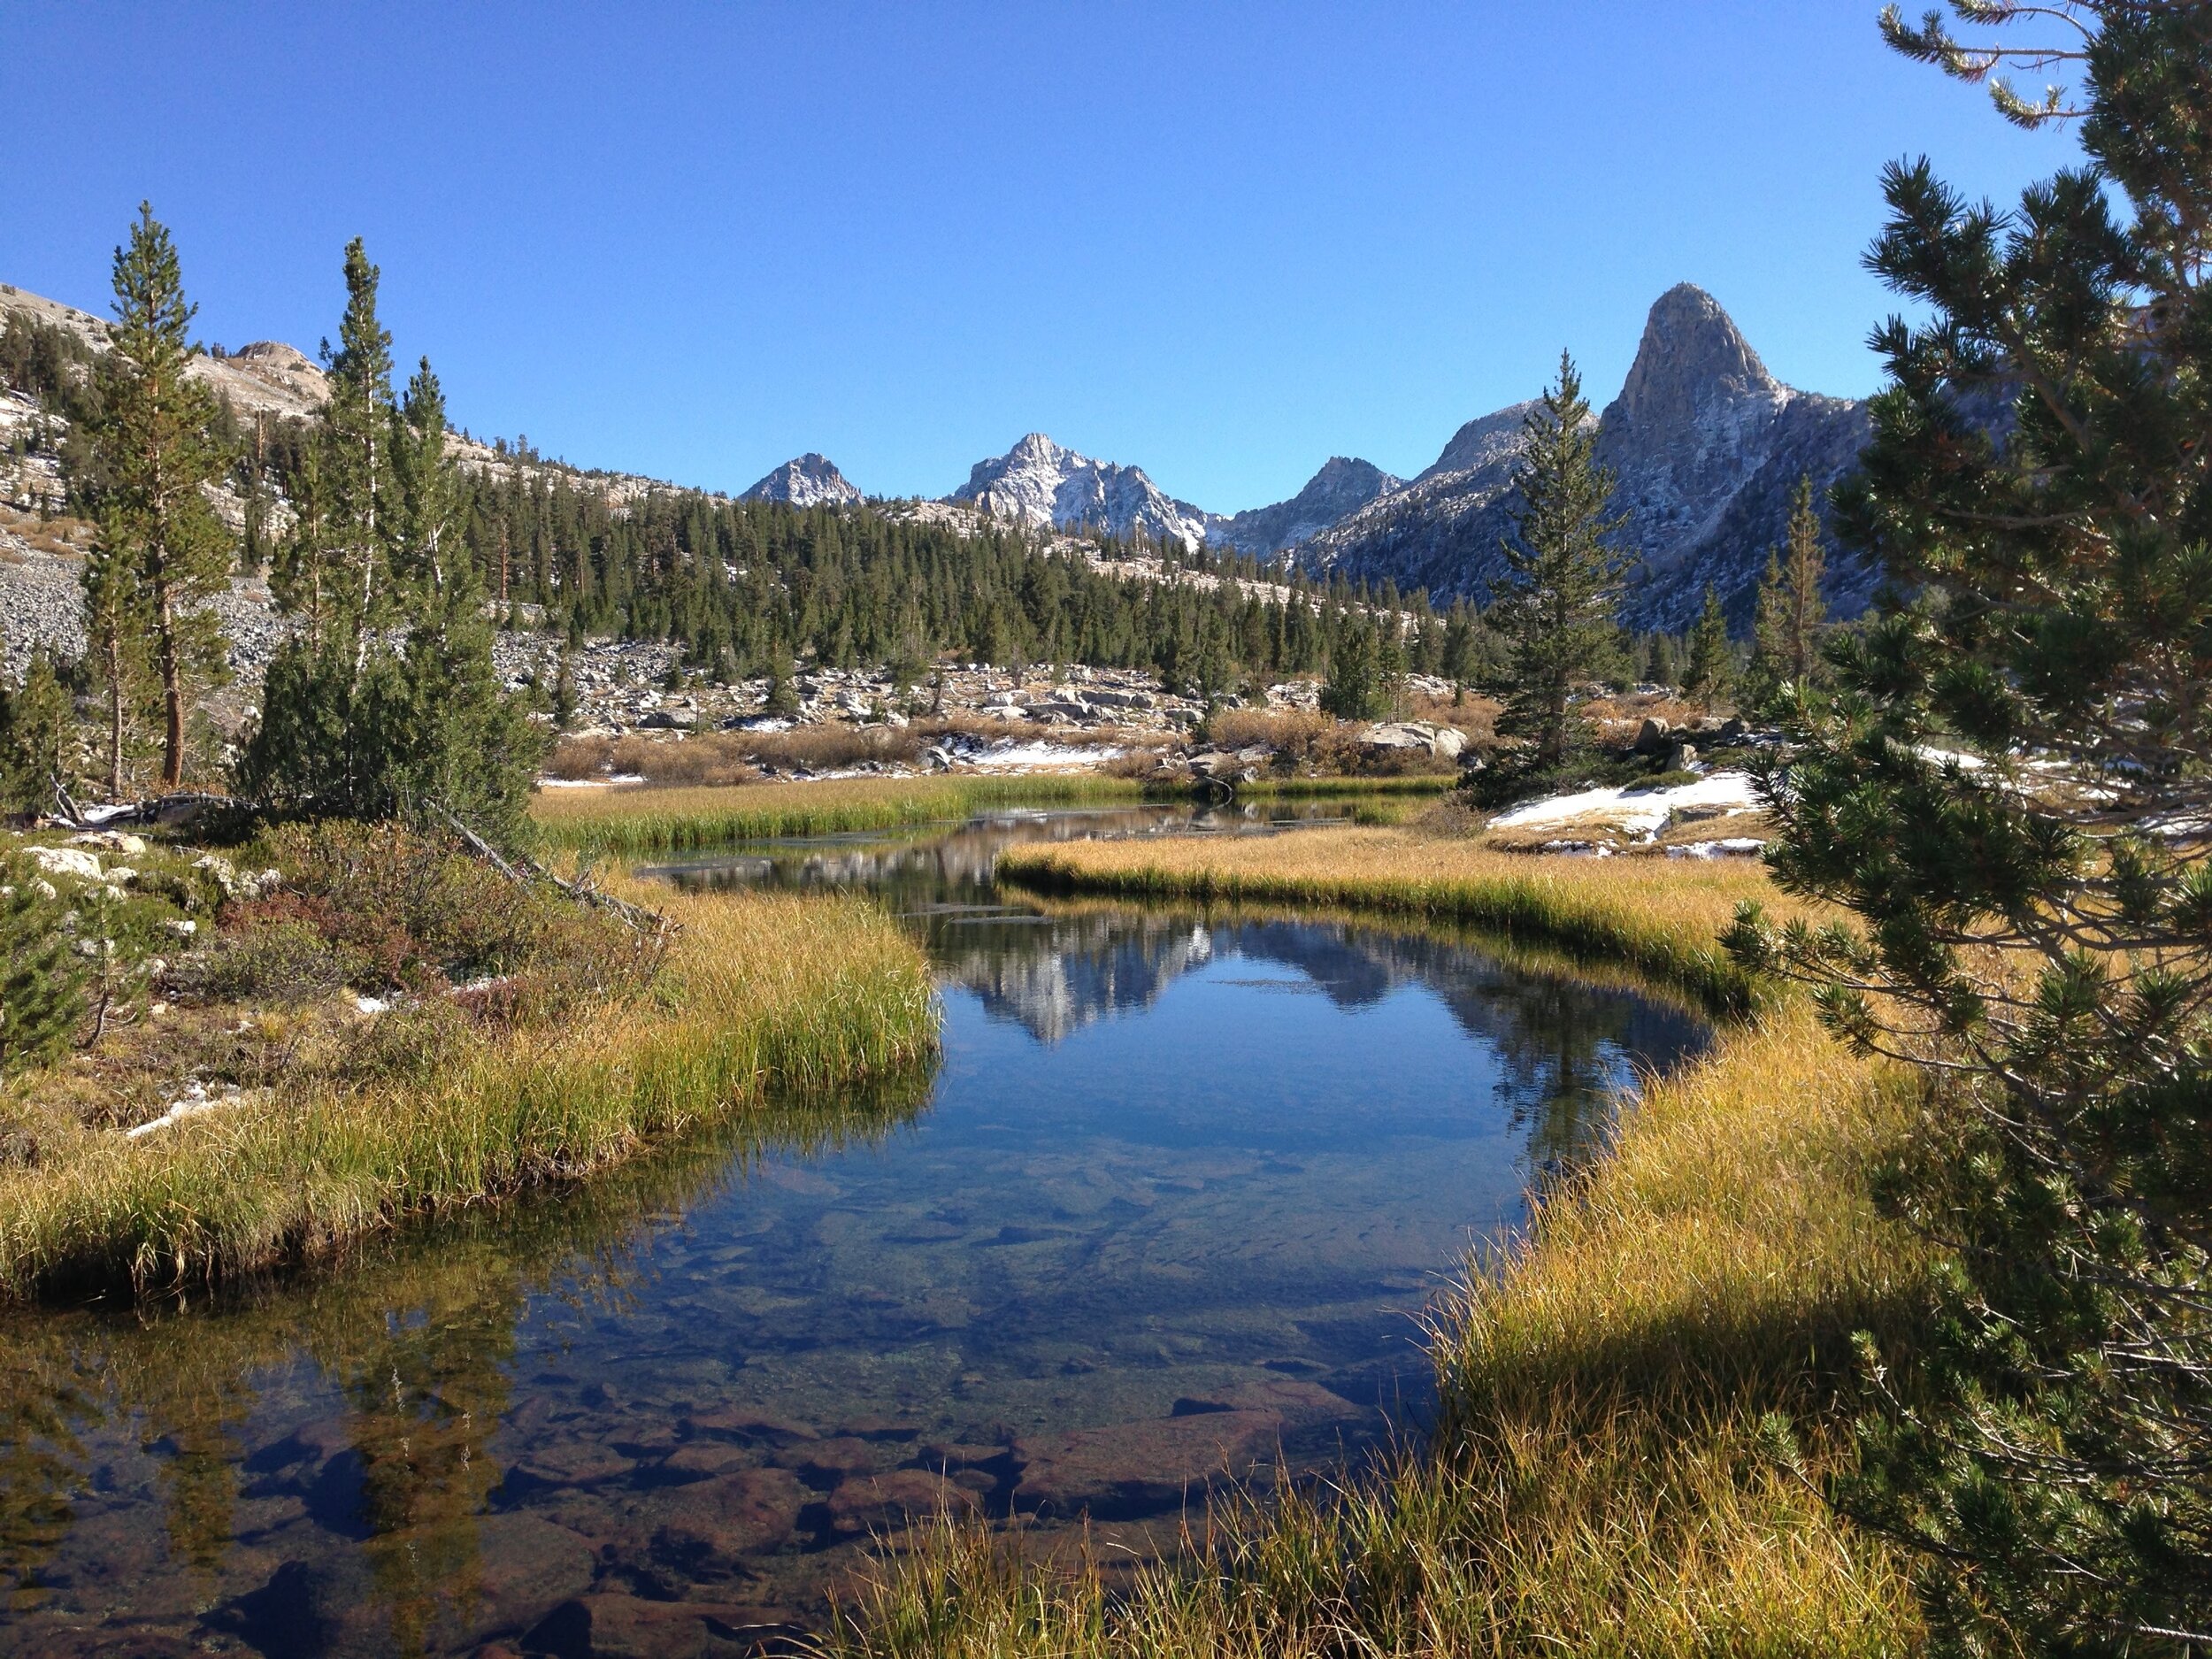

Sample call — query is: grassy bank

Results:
[836,838,1929,1656]
[532,774,1147,855]
[999,827,1787,1011]
[0,886,937,1299]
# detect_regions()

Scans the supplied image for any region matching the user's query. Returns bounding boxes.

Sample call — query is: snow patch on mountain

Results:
[949,433,1211,549]
[742,453,863,507]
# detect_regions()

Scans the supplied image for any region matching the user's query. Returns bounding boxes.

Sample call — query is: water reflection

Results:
[0,803,1706,1655]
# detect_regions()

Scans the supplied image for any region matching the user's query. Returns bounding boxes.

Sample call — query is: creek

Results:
[0,800,1708,1656]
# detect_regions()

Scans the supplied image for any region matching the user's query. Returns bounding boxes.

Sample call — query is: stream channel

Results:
[0,799,1709,1657]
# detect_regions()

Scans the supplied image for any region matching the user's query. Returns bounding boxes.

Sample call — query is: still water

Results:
[0,803,1707,1657]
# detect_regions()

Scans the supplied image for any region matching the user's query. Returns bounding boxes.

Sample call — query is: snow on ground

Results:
[1489,771,1762,836]
[949,737,1125,772]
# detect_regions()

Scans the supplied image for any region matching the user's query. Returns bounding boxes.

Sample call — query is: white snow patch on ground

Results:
[1667,838,1768,860]
[951,738,1125,772]
[1489,772,1762,836]
[536,774,647,788]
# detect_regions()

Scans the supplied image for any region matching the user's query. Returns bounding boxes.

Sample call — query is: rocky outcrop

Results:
[1302,285,1875,629]
[1205,456,1401,557]
[741,451,863,507]
[949,433,1211,549]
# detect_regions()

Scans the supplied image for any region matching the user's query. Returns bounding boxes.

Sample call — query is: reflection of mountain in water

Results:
[936,910,1215,1043]
[934,909,1701,1169]
[660,806,1706,1167]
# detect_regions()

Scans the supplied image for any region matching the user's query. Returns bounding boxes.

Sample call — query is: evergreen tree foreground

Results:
[1729,4,2212,1647]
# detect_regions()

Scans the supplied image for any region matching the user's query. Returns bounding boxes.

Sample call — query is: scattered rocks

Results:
[531,1594,803,1659]
[1011,1409,1284,1519]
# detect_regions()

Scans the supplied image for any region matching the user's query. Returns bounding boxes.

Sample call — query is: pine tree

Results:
[89,204,234,790]
[1490,352,1636,774]
[1742,549,1789,710]
[1743,478,1830,715]
[1682,585,1732,702]
[81,533,155,799]
[1727,4,2212,1645]
[1778,474,1826,684]
[0,650,80,817]
[0,851,83,1079]
[241,246,542,842]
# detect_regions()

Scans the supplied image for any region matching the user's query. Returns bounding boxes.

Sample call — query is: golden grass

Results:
[999,827,1791,1010]
[0,886,937,1299]
[832,840,1929,1657]
[531,774,1147,854]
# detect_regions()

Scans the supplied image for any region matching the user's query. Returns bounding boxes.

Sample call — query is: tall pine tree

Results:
[1728,4,2212,1646]
[1489,352,1636,780]
[89,204,234,791]
[1682,584,1732,703]
[241,243,542,842]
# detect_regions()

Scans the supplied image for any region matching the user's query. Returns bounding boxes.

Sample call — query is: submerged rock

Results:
[651,1466,808,1576]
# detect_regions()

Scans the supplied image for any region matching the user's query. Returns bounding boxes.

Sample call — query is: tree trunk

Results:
[158,589,185,790]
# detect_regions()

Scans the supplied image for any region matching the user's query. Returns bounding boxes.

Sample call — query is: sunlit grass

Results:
[531,774,1147,855]
[0,887,937,1298]
[999,827,1792,1010]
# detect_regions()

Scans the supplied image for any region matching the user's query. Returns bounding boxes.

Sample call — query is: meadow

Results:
[0,882,937,1299]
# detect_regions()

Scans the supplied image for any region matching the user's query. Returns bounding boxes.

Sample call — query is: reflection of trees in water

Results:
[0,1071,931,1647]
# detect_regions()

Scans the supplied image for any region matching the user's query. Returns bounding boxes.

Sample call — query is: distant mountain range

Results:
[741,284,1873,628]
[4,272,1874,632]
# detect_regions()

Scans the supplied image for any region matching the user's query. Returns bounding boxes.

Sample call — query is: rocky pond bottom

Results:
[0,807,1709,1657]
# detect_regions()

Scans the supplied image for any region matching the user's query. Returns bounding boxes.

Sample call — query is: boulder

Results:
[640,708,698,730]
[651,1466,808,1576]
[1632,717,1672,755]
[66,830,146,855]
[25,846,100,880]
[1717,717,1748,741]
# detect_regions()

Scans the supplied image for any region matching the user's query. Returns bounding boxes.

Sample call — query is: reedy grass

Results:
[832,839,1931,1657]
[1000,827,1791,1012]
[532,774,1148,855]
[530,773,1455,857]
[0,887,937,1300]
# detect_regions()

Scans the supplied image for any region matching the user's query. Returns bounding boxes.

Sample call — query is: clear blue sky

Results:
[0,3,2080,512]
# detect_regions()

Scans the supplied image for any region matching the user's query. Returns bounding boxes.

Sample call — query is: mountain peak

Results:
[742,452,862,507]
[1607,284,1779,434]
[951,434,1206,547]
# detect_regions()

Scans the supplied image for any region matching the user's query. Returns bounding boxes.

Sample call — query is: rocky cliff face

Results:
[742,452,863,507]
[948,433,1212,549]
[1298,285,1874,628]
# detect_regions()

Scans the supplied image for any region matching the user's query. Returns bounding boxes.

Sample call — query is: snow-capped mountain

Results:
[947,433,1213,549]
[741,452,863,507]
[1303,285,1873,628]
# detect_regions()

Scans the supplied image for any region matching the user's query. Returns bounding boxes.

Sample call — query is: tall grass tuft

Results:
[0,888,937,1299]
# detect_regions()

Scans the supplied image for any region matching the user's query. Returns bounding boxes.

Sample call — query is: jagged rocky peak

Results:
[1606,282,1783,434]
[742,452,863,507]
[950,433,1210,549]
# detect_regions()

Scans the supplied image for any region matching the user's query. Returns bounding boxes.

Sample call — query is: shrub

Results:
[195,918,370,1006]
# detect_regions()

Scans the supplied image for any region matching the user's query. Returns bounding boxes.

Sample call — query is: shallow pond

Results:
[0,802,1709,1657]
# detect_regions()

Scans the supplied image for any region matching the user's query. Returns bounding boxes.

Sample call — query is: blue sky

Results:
[1,4,2080,511]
